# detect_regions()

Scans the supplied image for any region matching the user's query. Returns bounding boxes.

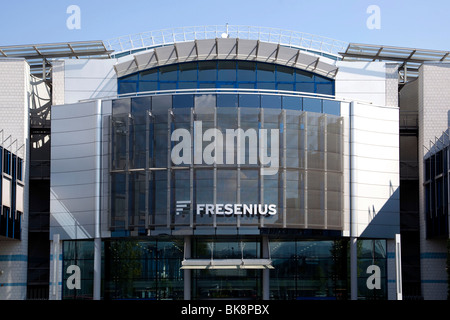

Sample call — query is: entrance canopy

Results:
[181,258,274,270]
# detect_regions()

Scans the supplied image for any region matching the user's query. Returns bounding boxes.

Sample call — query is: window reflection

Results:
[110,94,343,231]
[118,60,335,95]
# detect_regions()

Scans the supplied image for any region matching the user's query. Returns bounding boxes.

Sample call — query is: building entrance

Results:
[193,269,262,299]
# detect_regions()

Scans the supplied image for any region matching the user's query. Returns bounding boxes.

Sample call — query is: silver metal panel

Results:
[134,50,157,70]
[114,39,339,80]
[114,59,138,78]
[175,41,197,60]
[295,53,320,71]
[256,42,278,61]
[236,39,258,59]
[194,39,216,59]
[276,46,299,64]
[50,101,101,240]
[155,45,178,65]
[16,184,24,213]
[2,177,11,207]
[217,38,237,59]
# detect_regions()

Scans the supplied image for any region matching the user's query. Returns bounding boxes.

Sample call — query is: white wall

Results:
[336,61,387,107]
[52,59,117,104]
[0,58,30,300]
[342,101,400,239]
[418,62,450,300]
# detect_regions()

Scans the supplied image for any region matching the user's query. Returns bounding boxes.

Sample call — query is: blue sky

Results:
[0,0,449,50]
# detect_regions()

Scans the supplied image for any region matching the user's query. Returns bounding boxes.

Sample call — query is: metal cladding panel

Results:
[276,46,299,64]
[155,45,178,65]
[50,100,101,240]
[175,41,197,60]
[2,177,11,207]
[114,39,339,80]
[296,53,320,70]
[134,51,157,70]
[217,38,237,59]
[256,42,278,61]
[196,39,217,59]
[114,59,137,78]
[16,184,24,213]
[236,39,258,59]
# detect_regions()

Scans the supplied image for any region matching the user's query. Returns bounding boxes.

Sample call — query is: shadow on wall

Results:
[360,186,400,239]
[423,110,450,159]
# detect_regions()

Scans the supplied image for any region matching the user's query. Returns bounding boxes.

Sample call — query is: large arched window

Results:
[118,60,334,95]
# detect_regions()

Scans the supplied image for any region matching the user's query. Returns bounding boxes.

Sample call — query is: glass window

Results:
[257,82,276,90]
[277,83,294,91]
[138,81,158,92]
[151,95,172,112]
[111,173,126,229]
[153,171,168,225]
[261,95,281,109]
[173,170,190,225]
[277,65,295,82]
[121,73,138,81]
[218,61,236,81]
[239,94,260,108]
[282,96,302,110]
[303,98,322,113]
[195,94,216,110]
[295,70,314,82]
[129,172,146,227]
[159,65,177,81]
[195,169,214,225]
[237,61,256,82]
[112,98,131,115]
[131,96,151,118]
[118,81,137,95]
[257,63,275,82]
[238,83,255,89]
[140,69,158,81]
[173,94,194,108]
[217,94,238,108]
[199,82,216,88]
[198,61,217,81]
[316,83,334,95]
[323,100,340,116]
[177,82,197,89]
[178,62,197,82]
[295,82,314,93]
[159,82,177,90]
[17,158,23,181]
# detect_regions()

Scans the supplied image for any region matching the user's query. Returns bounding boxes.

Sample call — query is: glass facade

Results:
[118,60,335,96]
[61,58,390,302]
[0,145,24,240]
[61,238,387,300]
[424,149,450,238]
[110,93,344,233]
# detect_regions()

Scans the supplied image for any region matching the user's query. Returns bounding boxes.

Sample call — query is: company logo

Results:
[197,203,277,216]
[171,121,279,175]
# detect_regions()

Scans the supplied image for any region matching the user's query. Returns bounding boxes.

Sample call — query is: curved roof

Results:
[105,25,348,59]
[114,37,340,79]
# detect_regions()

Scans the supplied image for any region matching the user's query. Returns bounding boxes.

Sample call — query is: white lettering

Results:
[366,265,381,289]
[66,265,81,290]
[66,5,81,30]
[171,121,279,175]
[195,203,277,216]
[366,5,381,30]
